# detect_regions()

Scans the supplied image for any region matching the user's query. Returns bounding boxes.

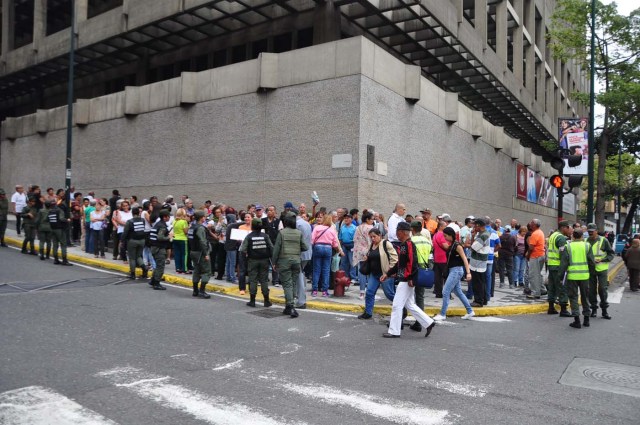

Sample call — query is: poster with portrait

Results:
[526,168,538,203]
[558,117,588,175]
[516,162,527,200]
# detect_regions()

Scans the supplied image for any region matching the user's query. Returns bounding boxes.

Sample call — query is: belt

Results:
[315,243,331,246]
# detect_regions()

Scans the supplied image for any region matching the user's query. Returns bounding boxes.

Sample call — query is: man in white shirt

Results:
[387,203,406,244]
[11,185,27,235]
[442,213,461,235]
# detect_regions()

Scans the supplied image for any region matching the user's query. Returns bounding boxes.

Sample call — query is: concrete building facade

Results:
[0,0,586,227]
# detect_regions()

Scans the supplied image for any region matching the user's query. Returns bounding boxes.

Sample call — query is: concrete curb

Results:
[4,236,626,317]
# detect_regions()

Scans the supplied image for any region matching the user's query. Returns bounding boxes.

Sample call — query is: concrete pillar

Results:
[1,0,15,55]
[312,0,341,45]
[524,0,535,92]
[512,0,523,83]
[475,0,487,48]
[495,0,507,63]
[545,73,553,115]
[76,0,88,23]
[451,0,463,23]
[33,0,47,46]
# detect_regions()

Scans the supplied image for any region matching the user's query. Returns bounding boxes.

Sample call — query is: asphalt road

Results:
[1,247,639,425]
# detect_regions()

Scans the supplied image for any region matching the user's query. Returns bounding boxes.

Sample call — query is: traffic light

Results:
[550,175,564,189]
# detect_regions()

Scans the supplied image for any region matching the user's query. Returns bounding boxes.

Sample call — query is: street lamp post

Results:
[616,141,622,234]
[65,1,76,203]
[587,0,595,223]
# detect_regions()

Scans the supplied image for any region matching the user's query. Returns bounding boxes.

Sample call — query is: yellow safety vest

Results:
[411,235,432,268]
[591,236,609,273]
[566,241,590,281]
[547,231,562,266]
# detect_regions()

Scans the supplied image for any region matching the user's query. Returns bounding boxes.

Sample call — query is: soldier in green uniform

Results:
[546,220,573,317]
[240,218,274,308]
[188,211,212,299]
[122,207,149,280]
[48,202,72,265]
[0,188,9,247]
[559,229,595,329]
[586,223,614,319]
[36,201,53,260]
[272,212,309,318]
[148,210,172,290]
[20,197,38,255]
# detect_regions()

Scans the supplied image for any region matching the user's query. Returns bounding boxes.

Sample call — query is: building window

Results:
[251,38,269,59]
[47,0,72,36]
[88,0,123,19]
[274,32,292,53]
[297,28,313,48]
[14,0,34,48]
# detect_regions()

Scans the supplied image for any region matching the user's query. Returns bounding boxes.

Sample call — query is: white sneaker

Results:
[359,292,364,300]
[433,314,446,321]
[461,311,476,320]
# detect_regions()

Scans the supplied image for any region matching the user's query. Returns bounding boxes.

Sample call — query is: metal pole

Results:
[557,169,564,224]
[65,1,76,204]
[616,141,622,234]
[587,0,596,223]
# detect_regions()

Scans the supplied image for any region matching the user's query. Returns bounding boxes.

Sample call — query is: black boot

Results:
[263,293,272,308]
[129,272,136,280]
[601,308,611,320]
[409,322,423,332]
[53,256,61,265]
[547,302,558,315]
[153,280,167,290]
[590,308,597,318]
[192,282,199,297]
[246,294,256,307]
[29,250,37,256]
[198,283,210,298]
[61,260,72,266]
[569,316,581,329]
[583,316,590,327]
[141,267,148,279]
[148,278,156,287]
[290,307,299,318]
[40,252,45,260]
[45,248,50,259]
[282,306,292,315]
[559,304,572,317]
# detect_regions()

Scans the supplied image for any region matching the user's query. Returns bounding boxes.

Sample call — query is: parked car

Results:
[615,234,629,255]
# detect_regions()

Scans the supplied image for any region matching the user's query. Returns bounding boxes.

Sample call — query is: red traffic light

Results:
[550,175,564,189]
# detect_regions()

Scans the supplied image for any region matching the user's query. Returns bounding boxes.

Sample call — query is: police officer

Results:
[559,229,594,329]
[586,223,614,319]
[271,212,308,318]
[48,201,72,265]
[240,218,274,307]
[409,221,432,331]
[188,211,212,299]
[122,207,148,280]
[546,220,573,317]
[148,210,172,290]
[0,188,8,247]
[36,201,53,260]
[20,197,38,255]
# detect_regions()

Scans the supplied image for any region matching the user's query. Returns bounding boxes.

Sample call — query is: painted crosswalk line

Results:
[468,316,511,322]
[97,367,300,425]
[607,286,624,304]
[0,386,119,425]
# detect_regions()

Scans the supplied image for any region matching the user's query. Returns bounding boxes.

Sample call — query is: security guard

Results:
[20,197,38,255]
[409,221,432,331]
[240,218,274,308]
[36,201,53,260]
[559,229,595,329]
[188,210,211,299]
[48,201,72,265]
[272,212,308,318]
[0,188,8,247]
[586,223,614,319]
[148,210,172,290]
[546,220,573,317]
[122,207,148,280]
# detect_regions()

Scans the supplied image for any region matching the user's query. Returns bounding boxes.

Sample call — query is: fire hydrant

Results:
[333,270,351,297]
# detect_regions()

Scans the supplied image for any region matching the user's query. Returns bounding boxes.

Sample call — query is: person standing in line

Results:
[559,229,594,329]
[586,223,614,320]
[338,214,357,283]
[623,238,640,292]
[112,200,132,262]
[311,214,343,297]
[189,211,212,298]
[419,208,438,236]
[0,188,8,247]
[484,217,501,300]
[240,218,273,308]
[387,203,406,244]
[224,211,240,284]
[497,225,516,289]
[432,220,449,299]
[36,201,53,260]
[90,200,107,258]
[513,225,528,288]
[382,222,435,338]
[546,221,573,316]
[148,210,172,291]
[469,218,491,307]
[122,207,148,280]
[11,185,27,235]
[20,197,38,255]
[526,219,546,299]
[172,209,190,274]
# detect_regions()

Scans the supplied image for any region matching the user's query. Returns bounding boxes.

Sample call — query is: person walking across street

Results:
[559,229,595,329]
[546,221,573,317]
[122,207,149,280]
[148,210,172,290]
[409,221,432,331]
[189,211,212,298]
[586,223,614,319]
[240,218,273,307]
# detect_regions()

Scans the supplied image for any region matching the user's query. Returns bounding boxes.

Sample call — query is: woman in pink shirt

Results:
[311,215,343,297]
[432,220,450,298]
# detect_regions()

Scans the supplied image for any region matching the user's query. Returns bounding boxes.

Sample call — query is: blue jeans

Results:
[340,243,357,280]
[441,266,473,315]
[172,240,187,272]
[312,244,333,292]
[513,254,526,285]
[225,250,237,282]
[358,262,367,291]
[84,222,94,253]
[143,246,156,269]
[485,262,493,301]
[364,272,396,315]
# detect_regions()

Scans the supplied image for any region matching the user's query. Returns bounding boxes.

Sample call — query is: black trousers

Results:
[433,262,447,296]
[472,270,486,305]
[210,243,226,277]
[16,214,22,234]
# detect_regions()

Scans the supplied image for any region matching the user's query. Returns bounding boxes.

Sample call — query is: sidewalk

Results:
[2,223,624,317]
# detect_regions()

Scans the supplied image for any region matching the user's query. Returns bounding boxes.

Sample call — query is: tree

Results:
[549,0,640,229]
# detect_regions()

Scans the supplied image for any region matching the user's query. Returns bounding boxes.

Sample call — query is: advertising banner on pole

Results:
[558,117,588,175]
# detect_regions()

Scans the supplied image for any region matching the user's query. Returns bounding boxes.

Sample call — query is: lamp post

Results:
[587,0,595,223]
[65,1,76,204]
[616,140,622,234]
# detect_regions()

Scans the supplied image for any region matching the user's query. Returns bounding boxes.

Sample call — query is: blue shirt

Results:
[339,223,356,244]
[487,228,500,264]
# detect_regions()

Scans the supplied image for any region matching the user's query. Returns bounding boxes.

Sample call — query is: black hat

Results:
[474,218,486,226]
[558,220,570,228]
[397,222,411,232]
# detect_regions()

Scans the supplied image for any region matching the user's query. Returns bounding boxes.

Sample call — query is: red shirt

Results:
[433,231,448,264]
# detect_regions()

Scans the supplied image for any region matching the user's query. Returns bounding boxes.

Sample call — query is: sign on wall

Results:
[516,162,568,213]
[558,117,588,175]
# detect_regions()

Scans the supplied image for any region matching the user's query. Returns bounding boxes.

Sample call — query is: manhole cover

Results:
[559,358,640,398]
[246,309,283,319]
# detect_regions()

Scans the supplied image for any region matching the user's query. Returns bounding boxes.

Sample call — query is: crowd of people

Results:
[0,184,633,336]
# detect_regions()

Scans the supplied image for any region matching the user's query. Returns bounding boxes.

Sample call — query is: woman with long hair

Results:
[358,228,397,320]
[352,211,374,299]
[90,199,107,258]
[310,214,343,297]
[172,208,189,273]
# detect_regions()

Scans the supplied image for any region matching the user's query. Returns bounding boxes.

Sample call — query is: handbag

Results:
[359,260,370,276]
[415,243,434,288]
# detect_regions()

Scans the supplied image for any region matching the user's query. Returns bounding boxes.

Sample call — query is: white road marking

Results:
[420,379,489,398]
[287,327,299,332]
[433,320,457,326]
[280,382,450,425]
[212,359,244,371]
[170,354,188,358]
[280,343,301,355]
[607,287,624,304]
[468,316,511,322]
[320,331,333,339]
[97,367,300,425]
[0,386,119,425]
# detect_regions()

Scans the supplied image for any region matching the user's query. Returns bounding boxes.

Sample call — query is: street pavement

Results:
[1,246,639,425]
